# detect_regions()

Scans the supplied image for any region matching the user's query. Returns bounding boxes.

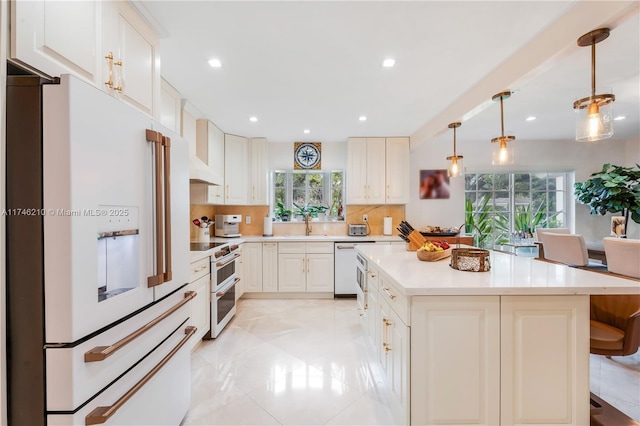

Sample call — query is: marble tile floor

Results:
[182,298,640,425]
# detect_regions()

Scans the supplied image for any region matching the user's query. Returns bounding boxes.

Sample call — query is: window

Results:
[271,170,344,220]
[464,171,572,248]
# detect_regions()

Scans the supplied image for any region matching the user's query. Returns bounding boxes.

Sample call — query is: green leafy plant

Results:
[574,163,640,235]
[465,195,493,248]
[494,204,560,244]
[275,202,291,221]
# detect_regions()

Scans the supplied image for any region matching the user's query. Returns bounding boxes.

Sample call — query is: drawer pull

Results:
[382,287,396,300]
[84,291,196,362]
[193,265,208,273]
[85,326,196,425]
[383,318,392,326]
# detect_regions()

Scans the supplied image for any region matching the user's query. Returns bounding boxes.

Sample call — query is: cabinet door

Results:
[188,274,210,349]
[385,137,410,204]
[224,134,248,205]
[278,253,306,292]
[262,243,278,292]
[210,124,225,184]
[109,2,159,118]
[411,296,500,426]
[249,138,268,205]
[366,138,387,204]
[346,138,368,204]
[11,1,101,86]
[500,295,589,426]
[160,79,181,133]
[366,281,379,348]
[379,300,391,374]
[305,253,334,292]
[388,308,410,426]
[241,243,262,293]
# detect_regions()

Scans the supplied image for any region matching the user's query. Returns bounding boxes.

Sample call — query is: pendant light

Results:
[491,91,515,165]
[573,28,615,142]
[446,122,463,177]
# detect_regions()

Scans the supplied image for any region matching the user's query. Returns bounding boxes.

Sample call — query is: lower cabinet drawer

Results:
[379,274,409,325]
[190,257,210,282]
[47,323,193,426]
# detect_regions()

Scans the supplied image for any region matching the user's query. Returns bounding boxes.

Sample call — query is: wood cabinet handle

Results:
[84,292,196,362]
[85,326,196,425]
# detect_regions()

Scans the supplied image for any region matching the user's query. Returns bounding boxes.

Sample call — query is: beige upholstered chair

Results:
[535,227,570,244]
[603,237,640,279]
[591,295,640,357]
[541,233,589,267]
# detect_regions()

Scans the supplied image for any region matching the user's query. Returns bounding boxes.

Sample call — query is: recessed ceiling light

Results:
[249,116,258,122]
[303,129,310,134]
[614,116,626,121]
[208,58,222,68]
[382,58,396,68]
[526,116,537,121]
[359,116,367,122]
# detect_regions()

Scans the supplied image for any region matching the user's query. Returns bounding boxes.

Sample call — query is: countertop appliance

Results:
[348,223,367,236]
[334,241,377,296]
[215,214,242,237]
[6,73,193,425]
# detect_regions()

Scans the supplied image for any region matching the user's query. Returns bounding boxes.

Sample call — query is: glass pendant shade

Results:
[575,91,614,142]
[574,28,615,142]
[447,156,463,177]
[492,138,514,165]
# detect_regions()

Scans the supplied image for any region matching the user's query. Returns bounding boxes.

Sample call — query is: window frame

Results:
[270,169,344,220]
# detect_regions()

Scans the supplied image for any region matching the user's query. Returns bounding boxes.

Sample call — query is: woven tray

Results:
[417,247,452,262]
[450,248,491,272]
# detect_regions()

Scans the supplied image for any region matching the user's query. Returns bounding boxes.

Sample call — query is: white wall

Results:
[268,141,347,171]
[406,136,638,241]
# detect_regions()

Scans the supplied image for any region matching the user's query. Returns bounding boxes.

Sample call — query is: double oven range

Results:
[190,241,241,338]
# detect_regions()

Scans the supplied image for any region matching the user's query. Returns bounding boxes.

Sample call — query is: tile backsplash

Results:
[190,204,405,239]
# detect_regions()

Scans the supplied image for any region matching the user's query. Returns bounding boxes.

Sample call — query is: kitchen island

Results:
[355,244,640,426]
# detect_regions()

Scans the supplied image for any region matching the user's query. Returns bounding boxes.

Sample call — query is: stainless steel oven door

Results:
[356,254,367,313]
[210,277,238,338]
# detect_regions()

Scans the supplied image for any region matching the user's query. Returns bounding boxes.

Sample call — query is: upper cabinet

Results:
[11,0,160,119]
[248,138,268,205]
[347,137,408,204]
[160,79,182,134]
[224,134,248,205]
[385,138,410,204]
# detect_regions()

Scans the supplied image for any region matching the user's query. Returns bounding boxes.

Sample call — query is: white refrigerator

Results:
[6,73,194,425]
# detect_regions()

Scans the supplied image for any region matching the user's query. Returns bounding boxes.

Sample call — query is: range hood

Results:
[189,155,222,185]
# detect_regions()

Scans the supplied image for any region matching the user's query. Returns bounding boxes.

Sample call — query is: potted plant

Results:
[275,202,291,222]
[314,205,329,221]
[574,163,640,236]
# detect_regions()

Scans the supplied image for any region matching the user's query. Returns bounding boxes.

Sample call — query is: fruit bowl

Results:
[417,247,452,262]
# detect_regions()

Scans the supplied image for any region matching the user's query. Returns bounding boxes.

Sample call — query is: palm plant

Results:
[465,195,493,248]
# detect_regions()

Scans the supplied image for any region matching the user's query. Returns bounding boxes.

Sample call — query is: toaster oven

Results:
[348,224,367,236]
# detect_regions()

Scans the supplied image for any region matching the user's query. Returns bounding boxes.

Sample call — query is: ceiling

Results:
[138,1,639,146]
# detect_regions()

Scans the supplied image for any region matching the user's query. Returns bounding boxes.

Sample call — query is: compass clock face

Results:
[294,142,321,170]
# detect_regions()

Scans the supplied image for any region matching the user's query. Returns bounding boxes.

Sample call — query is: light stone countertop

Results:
[189,234,403,262]
[356,244,640,296]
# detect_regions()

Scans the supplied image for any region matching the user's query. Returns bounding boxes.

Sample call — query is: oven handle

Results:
[85,326,196,425]
[215,253,241,268]
[84,291,196,362]
[216,277,240,298]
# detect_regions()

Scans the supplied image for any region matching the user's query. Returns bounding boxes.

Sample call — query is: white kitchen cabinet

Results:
[248,138,268,205]
[160,79,181,133]
[278,242,334,292]
[191,120,225,204]
[241,243,263,293]
[385,137,410,204]
[278,253,307,292]
[262,242,278,292]
[366,269,379,348]
[11,1,102,86]
[500,295,589,426]
[101,1,160,118]
[347,137,386,204]
[411,296,501,426]
[181,103,198,156]
[188,257,211,350]
[387,307,410,426]
[224,134,248,205]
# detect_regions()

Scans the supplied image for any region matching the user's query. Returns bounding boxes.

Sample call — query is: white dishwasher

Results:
[334,241,379,296]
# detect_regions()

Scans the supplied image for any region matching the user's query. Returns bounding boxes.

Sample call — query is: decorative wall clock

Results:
[294,142,321,170]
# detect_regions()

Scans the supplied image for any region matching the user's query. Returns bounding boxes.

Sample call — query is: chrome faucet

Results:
[305,214,312,236]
